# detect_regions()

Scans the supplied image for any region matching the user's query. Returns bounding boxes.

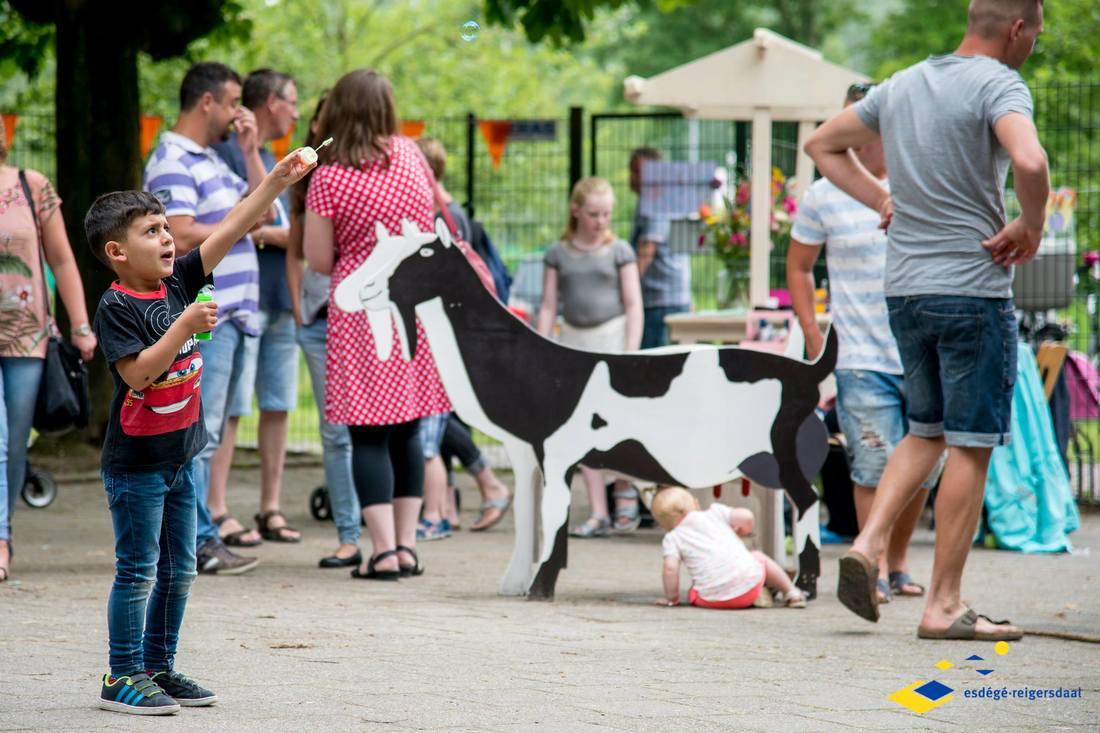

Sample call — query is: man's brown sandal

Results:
[917,608,1023,641]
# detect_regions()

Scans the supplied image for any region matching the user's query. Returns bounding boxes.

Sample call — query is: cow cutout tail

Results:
[809,326,838,381]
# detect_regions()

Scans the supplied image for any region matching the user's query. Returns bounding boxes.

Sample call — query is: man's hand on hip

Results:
[982,216,1043,266]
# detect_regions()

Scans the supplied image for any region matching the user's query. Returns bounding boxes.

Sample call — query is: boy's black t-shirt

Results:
[94,248,211,474]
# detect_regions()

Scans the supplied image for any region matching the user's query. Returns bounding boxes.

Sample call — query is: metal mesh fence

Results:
[590,112,810,310]
[7,83,1100,503]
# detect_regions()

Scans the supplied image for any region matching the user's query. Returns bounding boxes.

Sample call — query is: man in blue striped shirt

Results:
[788,85,943,607]
[144,62,269,575]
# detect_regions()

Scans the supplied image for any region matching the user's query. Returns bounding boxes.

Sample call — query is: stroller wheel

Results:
[309,486,332,521]
[23,467,58,508]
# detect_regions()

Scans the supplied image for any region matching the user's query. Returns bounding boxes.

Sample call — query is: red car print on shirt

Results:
[120,352,203,436]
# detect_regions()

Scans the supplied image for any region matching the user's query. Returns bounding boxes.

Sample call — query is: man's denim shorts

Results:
[886,295,1017,447]
[230,309,299,416]
[418,412,449,460]
[835,369,946,488]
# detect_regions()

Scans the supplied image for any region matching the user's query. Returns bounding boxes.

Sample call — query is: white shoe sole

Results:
[200,557,260,575]
[98,699,181,715]
[177,695,218,707]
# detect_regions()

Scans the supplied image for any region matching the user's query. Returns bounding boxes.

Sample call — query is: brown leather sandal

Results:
[255,510,302,543]
[213,514,262,547]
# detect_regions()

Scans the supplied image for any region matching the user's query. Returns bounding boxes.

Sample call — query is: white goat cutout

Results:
[335,220,831,599]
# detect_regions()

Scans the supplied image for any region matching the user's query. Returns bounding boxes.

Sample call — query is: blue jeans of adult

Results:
[103,461,197,676]
[642,305,689,349]
[193,323,256,547]
[297,318,359,546]
[0,356,44,542]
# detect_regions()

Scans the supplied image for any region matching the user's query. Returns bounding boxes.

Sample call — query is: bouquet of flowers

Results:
[697,166,798,268]
[696,167,797,309]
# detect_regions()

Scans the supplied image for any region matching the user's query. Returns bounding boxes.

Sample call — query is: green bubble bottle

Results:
[195,285,215,341]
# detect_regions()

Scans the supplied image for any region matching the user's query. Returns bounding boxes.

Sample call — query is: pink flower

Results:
[734,182,750,206]
[730,232,747,247]
[782,196,797,215]
[697,233,706,248]
[15,285,32,307]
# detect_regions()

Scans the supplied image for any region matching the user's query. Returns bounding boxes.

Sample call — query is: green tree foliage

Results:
[583,0,863,91]
[134,0,625,123]
[866,0,1100,82]
[485,0,644,44]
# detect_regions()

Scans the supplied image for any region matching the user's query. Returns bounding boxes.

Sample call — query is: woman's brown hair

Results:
[290,91,328,217]
[318,69,397,169]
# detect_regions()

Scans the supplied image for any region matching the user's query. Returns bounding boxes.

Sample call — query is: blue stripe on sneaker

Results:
[123,687,142,706]
[114,684,130,703]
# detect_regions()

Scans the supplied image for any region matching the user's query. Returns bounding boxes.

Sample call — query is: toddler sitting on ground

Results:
[652,487,807,609]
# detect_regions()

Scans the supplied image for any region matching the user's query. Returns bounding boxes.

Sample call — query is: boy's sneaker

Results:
[197,539,259,575]
[98,672,180,715]
[149,670,217,707]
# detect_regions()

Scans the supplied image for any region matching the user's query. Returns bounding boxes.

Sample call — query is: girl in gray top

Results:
[537,176,643,537]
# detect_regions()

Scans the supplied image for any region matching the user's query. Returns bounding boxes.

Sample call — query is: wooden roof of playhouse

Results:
[623,28,869,122]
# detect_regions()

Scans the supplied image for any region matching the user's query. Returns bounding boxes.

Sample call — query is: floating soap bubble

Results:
[461,20,480,42]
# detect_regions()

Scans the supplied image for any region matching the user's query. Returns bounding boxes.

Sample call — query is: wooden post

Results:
[795,120,817,198]
[750,108,772,306]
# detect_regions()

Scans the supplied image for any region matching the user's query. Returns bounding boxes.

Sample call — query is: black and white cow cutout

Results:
[335,220,837,600]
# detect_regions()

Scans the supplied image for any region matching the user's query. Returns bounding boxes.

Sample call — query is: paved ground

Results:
[1,461,1098,732]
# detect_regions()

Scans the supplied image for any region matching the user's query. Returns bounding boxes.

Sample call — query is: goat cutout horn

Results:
[434,218,453,248]
[375,222,390,241]
[401,219,424,239]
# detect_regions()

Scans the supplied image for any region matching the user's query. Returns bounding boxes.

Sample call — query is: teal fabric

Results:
[984,343,1080,552]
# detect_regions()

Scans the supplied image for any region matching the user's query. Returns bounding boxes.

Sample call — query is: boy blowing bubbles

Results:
[85,149,314,715]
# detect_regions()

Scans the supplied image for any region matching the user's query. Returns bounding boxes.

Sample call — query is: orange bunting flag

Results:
[271,122,295,159]
[139,115,162,159]
[478,120,512,169]
[1,113,18,151]
[399,120,426,139]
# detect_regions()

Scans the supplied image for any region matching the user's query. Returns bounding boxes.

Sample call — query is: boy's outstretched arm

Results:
[114,301,217,391]
[199,149,315,276]
[657,556,681,607]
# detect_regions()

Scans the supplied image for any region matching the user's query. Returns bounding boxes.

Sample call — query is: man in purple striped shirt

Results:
[143,62,268,575]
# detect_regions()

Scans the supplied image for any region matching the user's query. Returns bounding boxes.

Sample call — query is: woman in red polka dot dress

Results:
[304,69,449,580]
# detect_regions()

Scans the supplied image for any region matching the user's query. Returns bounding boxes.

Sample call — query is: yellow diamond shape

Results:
[888,680,955,715]
[934,659,954,670]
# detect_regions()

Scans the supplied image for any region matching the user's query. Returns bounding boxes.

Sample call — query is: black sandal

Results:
[396,544,425,577]
[255,510,301,543]
[213,514,262,547]
[351,550,400,581]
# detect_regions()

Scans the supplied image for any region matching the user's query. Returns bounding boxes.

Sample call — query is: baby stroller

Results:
[22,460,58,508]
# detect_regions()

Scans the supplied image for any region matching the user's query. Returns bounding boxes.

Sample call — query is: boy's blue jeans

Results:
[103,461,197,676]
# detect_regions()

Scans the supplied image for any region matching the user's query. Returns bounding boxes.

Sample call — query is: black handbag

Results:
[19,170,90,434]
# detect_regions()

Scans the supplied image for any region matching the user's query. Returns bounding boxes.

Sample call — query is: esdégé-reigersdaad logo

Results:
[888,641,1084,714]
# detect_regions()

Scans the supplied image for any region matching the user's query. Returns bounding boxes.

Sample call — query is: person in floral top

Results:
[0,115,96,582]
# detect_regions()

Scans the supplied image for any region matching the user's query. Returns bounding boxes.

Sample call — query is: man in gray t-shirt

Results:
[805,0,1049,642]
